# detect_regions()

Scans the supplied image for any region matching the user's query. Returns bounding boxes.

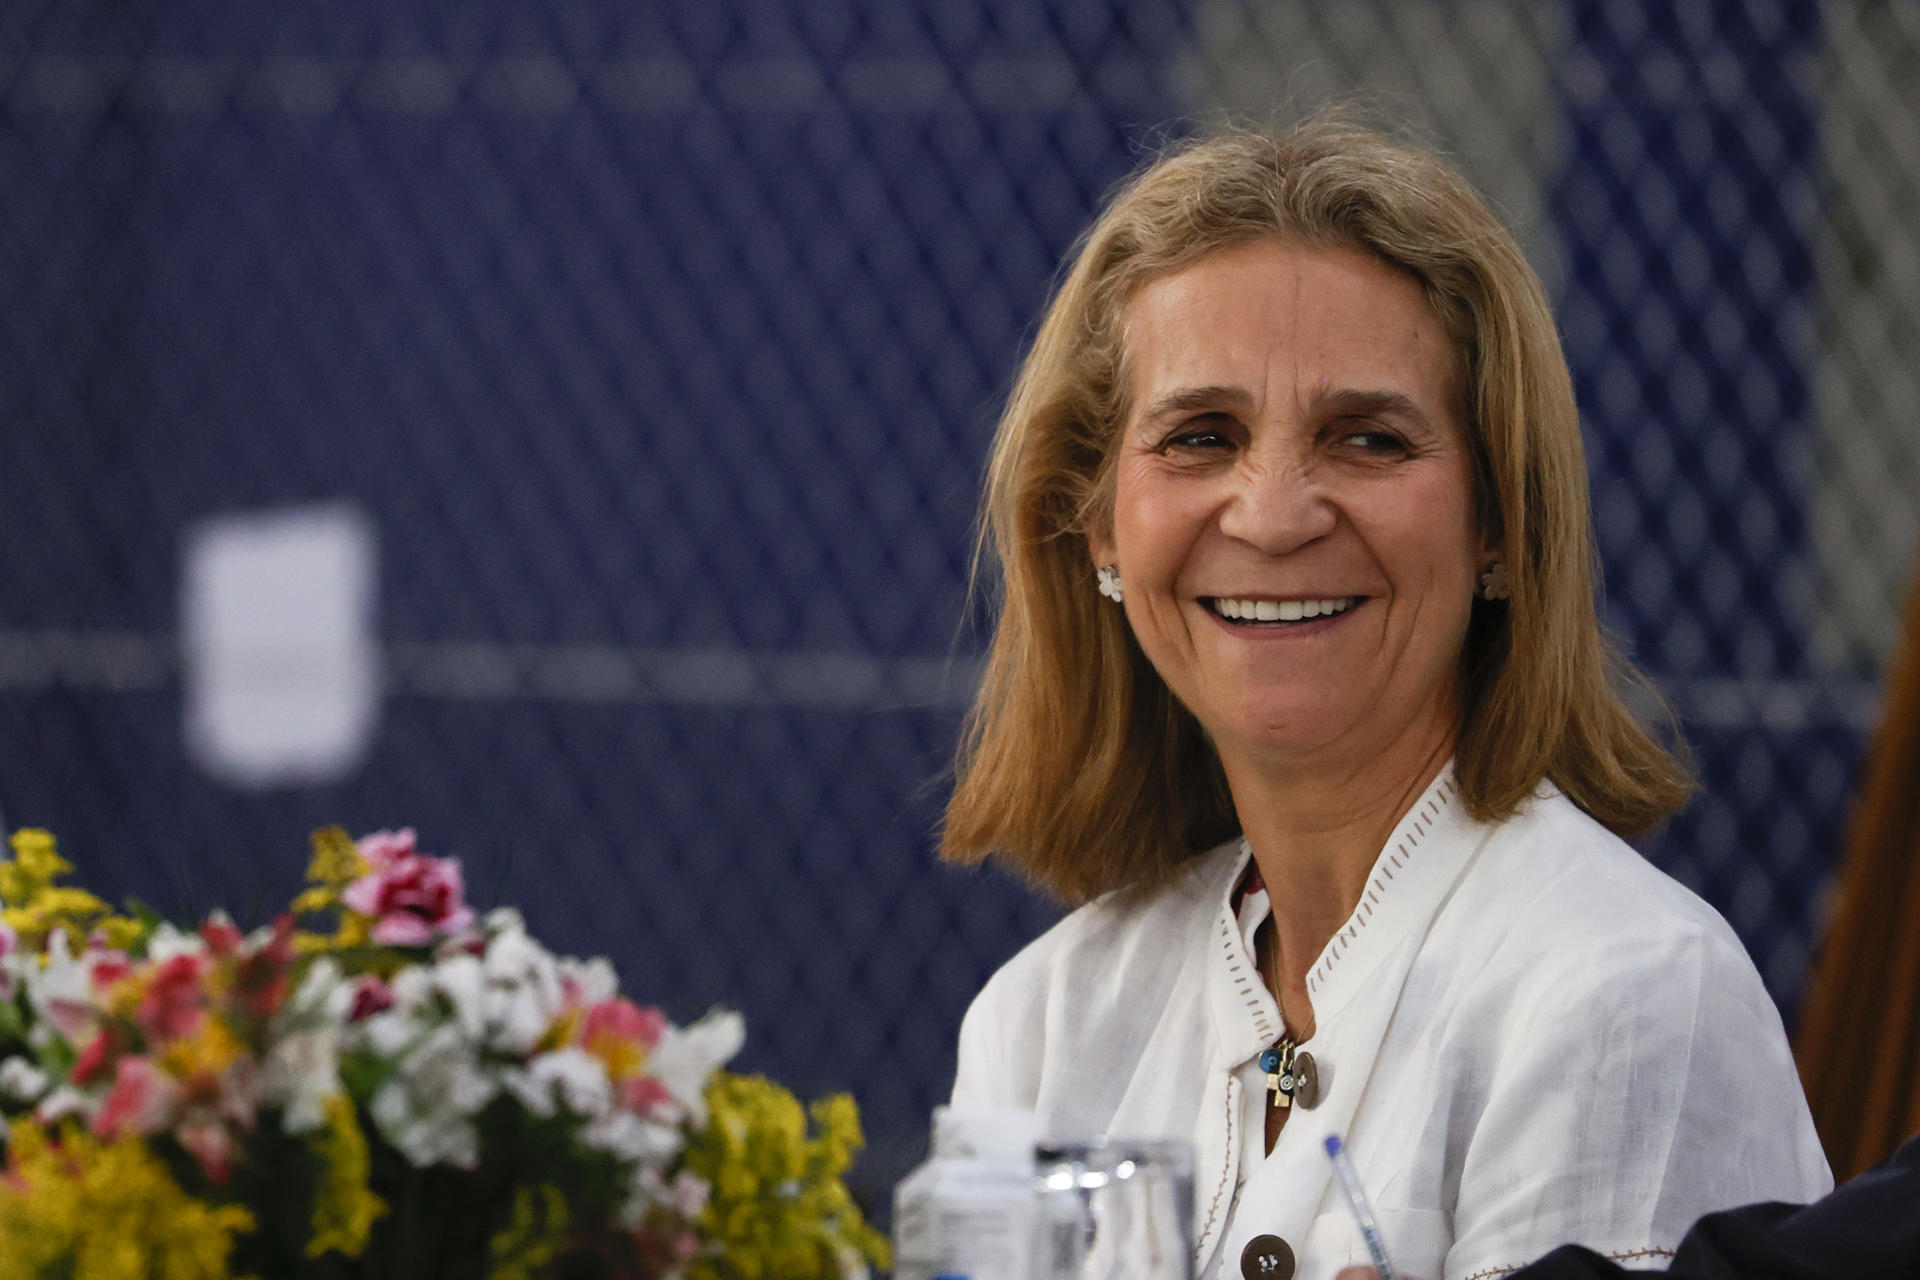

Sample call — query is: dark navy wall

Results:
[0,0,1866,1204]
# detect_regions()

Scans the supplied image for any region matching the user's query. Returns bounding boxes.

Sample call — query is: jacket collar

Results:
[1206,764,1473,1063]
[1193,765,1482,1276]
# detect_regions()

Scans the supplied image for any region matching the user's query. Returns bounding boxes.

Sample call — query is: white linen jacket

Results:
[950,768,1832,1280]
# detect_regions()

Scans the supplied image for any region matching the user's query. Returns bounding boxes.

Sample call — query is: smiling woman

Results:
[941,112,1831,1280]
[1097,242,1485,799]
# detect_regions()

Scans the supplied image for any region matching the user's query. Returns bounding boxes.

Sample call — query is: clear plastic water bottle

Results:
[893,1106,1043,1280]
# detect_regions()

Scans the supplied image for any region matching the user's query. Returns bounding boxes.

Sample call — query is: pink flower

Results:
[0,920,15,958]
[71,1024,129,1086]
[672,1171,710,1218]
[138,954,209,1042]
[583,998,667,1053]
[581,998,668,1095]
[176,1112,236,1184]
[93,1056,179,1138]
[348,974,396,1021]
[341,829,475,946]
[87,950,132,994]
[231,916,296,1021]
[354,828,417,870]
[43,999,94,1048]
[199,913,244,957]
[617,1074,674,1116]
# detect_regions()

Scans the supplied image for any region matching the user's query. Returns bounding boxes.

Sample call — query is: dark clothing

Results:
[1515,1136,1920,1279]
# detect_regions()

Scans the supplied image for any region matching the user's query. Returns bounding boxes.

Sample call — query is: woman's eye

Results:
[1163,419,1235,452]
[1170,430,1229,450]
[1339,428,1407,454]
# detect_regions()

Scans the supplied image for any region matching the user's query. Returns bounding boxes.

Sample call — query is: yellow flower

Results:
[0,906,39,938]
[159,1016,244,1082]
[96,915,148,953]
[3,829,69,892]
[293,827,367,914]
[0,830,118,952]
[682,1074,890,1280]
[305,1095,386,1259]
[485,1184,571,1280]
[0,1123,256,1280]
[534,1005,583,1055]
[291,828,378,955]
[292,910,372,956]
[585,1032,645,1084]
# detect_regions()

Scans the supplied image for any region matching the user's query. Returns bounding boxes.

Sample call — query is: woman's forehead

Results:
[1118,240,1459,425]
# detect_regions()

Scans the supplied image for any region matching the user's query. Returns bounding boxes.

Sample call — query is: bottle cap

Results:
[931,1105,1041,1161]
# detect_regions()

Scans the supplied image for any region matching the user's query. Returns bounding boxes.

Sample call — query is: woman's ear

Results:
[1088,527,1116,571]
[1477,519,1504,570]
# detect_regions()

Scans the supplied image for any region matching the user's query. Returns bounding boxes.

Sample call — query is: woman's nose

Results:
[1216,460,1338,555]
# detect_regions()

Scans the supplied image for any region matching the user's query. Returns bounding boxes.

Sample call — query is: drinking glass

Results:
[1032,1138,1195,1280]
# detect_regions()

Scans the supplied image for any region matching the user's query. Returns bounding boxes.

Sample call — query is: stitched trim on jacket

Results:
[1221,865,1277,1044]
[1462,1246,1676,1280]
[1198,1075,1238,1263]
[1228,924,1274,1043]
[1306,773,1458,996]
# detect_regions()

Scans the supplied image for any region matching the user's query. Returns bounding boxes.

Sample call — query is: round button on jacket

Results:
[1240,1233,1295,1280]
[1292,1051,1320,1109]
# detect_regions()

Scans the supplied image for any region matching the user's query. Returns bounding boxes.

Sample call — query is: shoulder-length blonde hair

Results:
[942,111,1691,903]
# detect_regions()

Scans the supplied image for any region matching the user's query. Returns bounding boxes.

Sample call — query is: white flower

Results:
[355,1005,417,1061]
[480,925,566,1055]
[145,922,208,964]
[483,922,555,982]
[672,1170,711,1218]
[647,1010,745,1125]
[833,1243,873,1280]
[34,1084,94,1126]
[560,956,618,1007]
[368,1022,497,1169]
[28,932,92,1044]
[0,1056,48,1105]
[429,954,488,1043]
[617,1165,668,1230]
[386,965,435,1011]
[500,1048,611,1120]
[582,1108,683,1164]
[354,957,490,1062]
[264,1017,345,1135]
[610,1162,707,1231]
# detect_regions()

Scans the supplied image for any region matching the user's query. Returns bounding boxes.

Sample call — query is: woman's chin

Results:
[1211,708,1365,771]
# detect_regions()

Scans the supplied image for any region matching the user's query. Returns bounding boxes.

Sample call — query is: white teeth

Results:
[1210,596,1355,623]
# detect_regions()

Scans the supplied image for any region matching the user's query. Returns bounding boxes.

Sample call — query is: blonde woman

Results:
[943,114,1830,1280]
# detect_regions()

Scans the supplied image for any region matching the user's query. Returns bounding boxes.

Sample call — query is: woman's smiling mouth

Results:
[1203,596,1360,624]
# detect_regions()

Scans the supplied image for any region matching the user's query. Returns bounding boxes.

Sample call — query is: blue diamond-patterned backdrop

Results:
[2,0,1913,1209]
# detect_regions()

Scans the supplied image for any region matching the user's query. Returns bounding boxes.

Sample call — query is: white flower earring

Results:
[1478,561,1511,601]
[1096,565,1124,604]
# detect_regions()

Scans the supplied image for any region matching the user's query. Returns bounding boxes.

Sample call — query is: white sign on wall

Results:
[181,503,380,788]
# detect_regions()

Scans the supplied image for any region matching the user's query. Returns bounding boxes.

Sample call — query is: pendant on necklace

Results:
[1259,1039,1297,1110]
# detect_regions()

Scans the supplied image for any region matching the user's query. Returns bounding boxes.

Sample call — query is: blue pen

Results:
[1323,1134,1400,1280]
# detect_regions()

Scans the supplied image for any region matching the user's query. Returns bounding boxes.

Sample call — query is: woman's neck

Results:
[1230,729,1454,1014]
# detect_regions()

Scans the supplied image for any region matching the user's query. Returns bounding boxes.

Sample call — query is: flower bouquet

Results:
[0,827,888,1280]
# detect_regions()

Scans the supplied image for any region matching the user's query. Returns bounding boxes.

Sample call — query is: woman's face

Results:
[1091,238,1494,777]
